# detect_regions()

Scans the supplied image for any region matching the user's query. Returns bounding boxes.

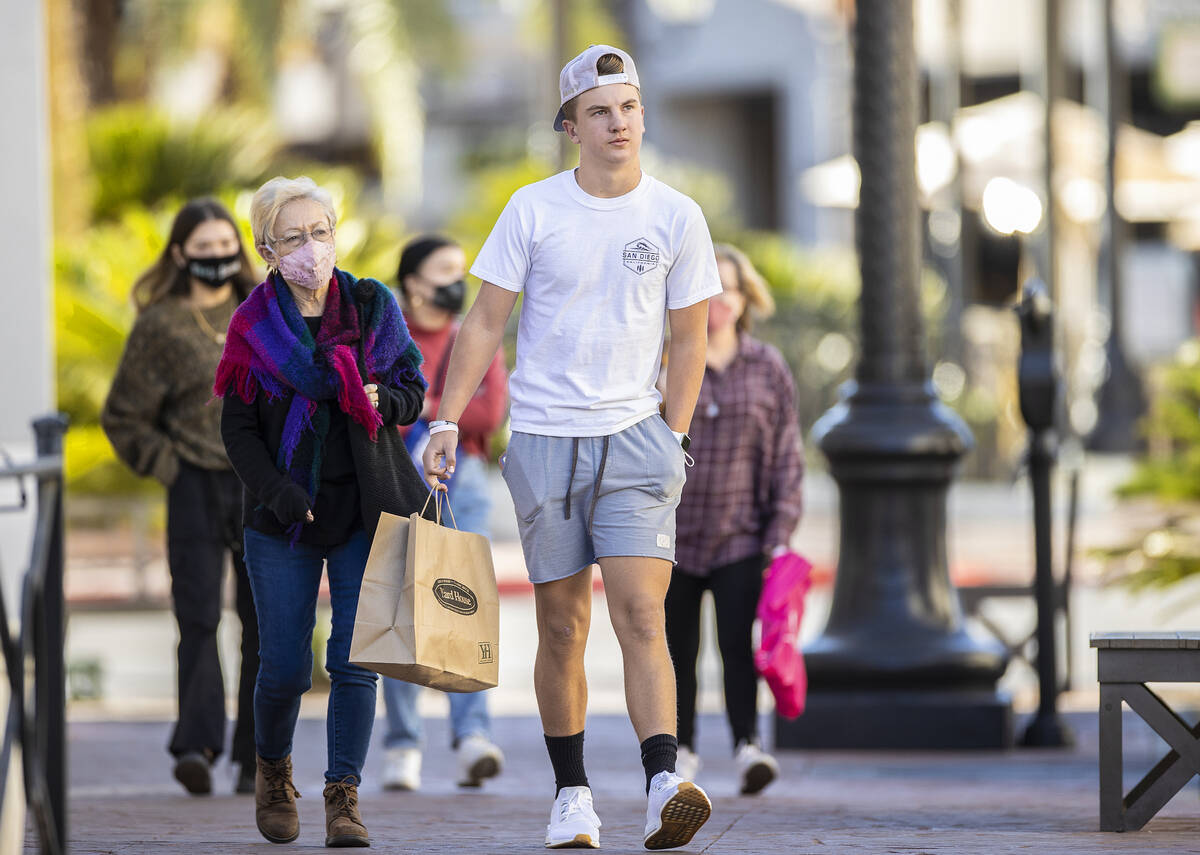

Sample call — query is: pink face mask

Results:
[276,238,336,291]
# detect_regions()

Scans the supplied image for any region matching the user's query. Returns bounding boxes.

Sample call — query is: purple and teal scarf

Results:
[214,269,424,535]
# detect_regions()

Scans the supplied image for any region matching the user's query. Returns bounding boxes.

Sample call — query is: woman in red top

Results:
[379,236,509,792]
[666,244,804,795]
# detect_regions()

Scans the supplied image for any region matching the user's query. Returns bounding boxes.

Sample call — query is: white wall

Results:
[0,2,51,843]
[0,0,54,581]
[0,2,53,449]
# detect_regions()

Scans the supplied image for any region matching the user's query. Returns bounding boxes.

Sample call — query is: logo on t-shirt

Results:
[622,238,661,275]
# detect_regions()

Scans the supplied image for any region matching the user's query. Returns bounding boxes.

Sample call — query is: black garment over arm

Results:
[220,392,293,509]
[376,380,423,428]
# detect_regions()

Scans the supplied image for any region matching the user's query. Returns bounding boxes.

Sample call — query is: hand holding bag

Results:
[754,551,812,719]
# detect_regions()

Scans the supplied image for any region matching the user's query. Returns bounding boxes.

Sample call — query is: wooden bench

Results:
[1092,631,1200,831]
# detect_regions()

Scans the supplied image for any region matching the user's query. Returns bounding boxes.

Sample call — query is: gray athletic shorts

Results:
[499,414,686,584]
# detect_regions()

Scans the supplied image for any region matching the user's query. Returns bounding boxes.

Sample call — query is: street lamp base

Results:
[775,689,1012,750]
[1019,711,1074,748]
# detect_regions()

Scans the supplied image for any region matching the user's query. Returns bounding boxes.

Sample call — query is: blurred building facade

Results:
[623,0,852,243]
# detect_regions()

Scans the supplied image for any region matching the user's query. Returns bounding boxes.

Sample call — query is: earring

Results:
[412,296,425,308]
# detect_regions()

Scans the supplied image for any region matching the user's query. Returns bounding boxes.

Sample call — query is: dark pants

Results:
[166,461,259,768]
[665,554,765,751]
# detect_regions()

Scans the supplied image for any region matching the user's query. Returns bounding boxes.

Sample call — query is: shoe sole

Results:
[458,755,501,788]
[545,832,599,849]
[256,819,299,845]
[173,757,212,795]
[740,760,778,795]
[325,833,371,847]
[644,782,712,850]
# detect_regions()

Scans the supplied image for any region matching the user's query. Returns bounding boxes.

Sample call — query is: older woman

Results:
[216,176,426,847]
[103,198,259,796]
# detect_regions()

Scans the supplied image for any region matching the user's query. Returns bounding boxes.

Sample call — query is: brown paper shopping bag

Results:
[350,493,499,692]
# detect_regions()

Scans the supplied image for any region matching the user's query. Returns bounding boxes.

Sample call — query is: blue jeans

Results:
[243,527,377,784]
[382,452,493,748]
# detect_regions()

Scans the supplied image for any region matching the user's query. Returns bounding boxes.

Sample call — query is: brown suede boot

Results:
[323,777,370,847]
[256,754,301,844]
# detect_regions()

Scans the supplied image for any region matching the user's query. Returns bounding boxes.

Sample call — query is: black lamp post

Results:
[776,0,1010,750]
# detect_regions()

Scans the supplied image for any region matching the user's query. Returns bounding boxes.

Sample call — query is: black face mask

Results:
[430,279,466,313]
[186,252,242,289]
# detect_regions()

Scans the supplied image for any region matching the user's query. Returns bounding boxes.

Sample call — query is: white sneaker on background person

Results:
[674,745,701,782]
[456,734,504,787]
[545,785,601,849]
[643,771,712,850]
[382,746,422,792]
[735,741,779,795]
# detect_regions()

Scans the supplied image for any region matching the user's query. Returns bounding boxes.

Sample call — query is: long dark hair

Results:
[132,198,258,313]
[396,234,457,303]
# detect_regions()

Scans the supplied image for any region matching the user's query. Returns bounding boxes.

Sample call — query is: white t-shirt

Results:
[471,170,722,437]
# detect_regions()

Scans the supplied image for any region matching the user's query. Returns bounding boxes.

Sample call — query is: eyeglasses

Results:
[272,226,334,251]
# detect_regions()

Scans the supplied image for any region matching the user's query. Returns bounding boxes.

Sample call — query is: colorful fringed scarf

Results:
[214,269,425,537]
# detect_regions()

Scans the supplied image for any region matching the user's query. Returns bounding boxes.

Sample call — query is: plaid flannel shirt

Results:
[674,335,804,575]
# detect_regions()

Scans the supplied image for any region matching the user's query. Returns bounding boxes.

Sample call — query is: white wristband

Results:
[428,422,459,436]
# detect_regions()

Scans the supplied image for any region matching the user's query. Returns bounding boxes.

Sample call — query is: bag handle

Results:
[419,486,459,530]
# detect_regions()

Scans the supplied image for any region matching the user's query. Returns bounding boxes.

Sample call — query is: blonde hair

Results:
[249,176,337,263]
[715,243,775,332]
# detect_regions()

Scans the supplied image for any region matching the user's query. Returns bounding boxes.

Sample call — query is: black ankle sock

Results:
[640,733,678,793]
[545,731,588,795]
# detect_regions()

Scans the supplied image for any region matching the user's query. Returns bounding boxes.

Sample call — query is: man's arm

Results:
[422,282,519,483]
[662,300,710,434]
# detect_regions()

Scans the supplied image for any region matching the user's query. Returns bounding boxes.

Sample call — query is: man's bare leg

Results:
[598,556,675,740]
[533,565,594,735]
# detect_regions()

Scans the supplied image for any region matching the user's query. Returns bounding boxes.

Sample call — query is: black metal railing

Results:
[1,415,68,854]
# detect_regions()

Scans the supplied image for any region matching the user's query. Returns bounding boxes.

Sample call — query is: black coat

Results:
[220,287,427,545]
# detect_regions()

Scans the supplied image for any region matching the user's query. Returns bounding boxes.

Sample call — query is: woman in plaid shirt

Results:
[666,244,804,795]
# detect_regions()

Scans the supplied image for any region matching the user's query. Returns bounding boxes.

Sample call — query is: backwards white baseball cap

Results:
[554,44,641,132]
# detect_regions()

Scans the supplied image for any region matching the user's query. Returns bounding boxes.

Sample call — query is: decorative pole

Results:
[777,0,1010,750]
[1088,0,1145,452]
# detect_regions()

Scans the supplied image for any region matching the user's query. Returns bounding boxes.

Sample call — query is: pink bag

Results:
[754,551,812,719]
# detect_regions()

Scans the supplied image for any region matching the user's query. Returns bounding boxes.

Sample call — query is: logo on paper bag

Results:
[478,642,494,664]
[622,238,660,275]
[433,578,478,615]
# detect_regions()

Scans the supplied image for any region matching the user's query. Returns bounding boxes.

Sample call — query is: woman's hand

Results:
[364,384,380,409]
[268,482,314,526]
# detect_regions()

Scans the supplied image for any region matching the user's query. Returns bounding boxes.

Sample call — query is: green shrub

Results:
[1097,344,1200,589]
[86,105,277,221]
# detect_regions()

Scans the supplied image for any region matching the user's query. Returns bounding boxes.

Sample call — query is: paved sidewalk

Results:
[47,711,1200,853]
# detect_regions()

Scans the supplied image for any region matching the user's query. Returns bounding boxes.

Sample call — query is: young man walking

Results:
[423,45,721,850]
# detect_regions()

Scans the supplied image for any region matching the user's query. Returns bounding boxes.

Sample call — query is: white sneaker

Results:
[675,745,701,782]
[643,771,711,850]
[382,746,421,791]
[456,734,504,787]
[545,785,601,849]
[735,742,779,795]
